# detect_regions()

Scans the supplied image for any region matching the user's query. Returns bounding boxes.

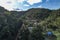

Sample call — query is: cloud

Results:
[0,0,16,11]
[17,0,25,2]
[24,4,30,6]
[27,0,42,5]
[46,0,49,2]
[38,5,42,8]
[0,0,42,11]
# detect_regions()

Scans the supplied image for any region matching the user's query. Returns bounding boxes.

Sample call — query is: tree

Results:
[31,26,44,40]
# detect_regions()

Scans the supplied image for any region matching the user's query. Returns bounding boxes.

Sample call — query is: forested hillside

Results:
[0,6,60,40]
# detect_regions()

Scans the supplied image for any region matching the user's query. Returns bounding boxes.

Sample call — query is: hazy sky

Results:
[0,0,60,11]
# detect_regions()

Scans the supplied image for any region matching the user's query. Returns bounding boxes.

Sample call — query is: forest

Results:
[0,6,60,40]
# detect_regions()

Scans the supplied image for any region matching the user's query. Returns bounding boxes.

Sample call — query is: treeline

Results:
[21,8,60,31]
[0,6,60,40]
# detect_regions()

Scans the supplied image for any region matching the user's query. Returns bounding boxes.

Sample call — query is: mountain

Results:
[21,8,51,20]
[0,6,26,19]
[0,6,60,40]
[0,6,59,26]
[20,8,60,31]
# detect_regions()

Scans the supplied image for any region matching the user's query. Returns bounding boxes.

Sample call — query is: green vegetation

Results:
[0,6,60,40]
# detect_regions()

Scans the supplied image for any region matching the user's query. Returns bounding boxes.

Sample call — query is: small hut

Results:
[44,31,57,40]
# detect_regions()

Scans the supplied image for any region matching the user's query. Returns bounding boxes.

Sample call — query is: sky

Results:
[0,0,60,11]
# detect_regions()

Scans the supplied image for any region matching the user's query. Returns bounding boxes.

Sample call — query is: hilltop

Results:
[0,6,60,40]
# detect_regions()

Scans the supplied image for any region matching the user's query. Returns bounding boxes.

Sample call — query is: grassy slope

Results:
[53,31,60,40]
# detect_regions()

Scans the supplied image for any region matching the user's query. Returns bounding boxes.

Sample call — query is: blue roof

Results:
[47,32,52,35]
